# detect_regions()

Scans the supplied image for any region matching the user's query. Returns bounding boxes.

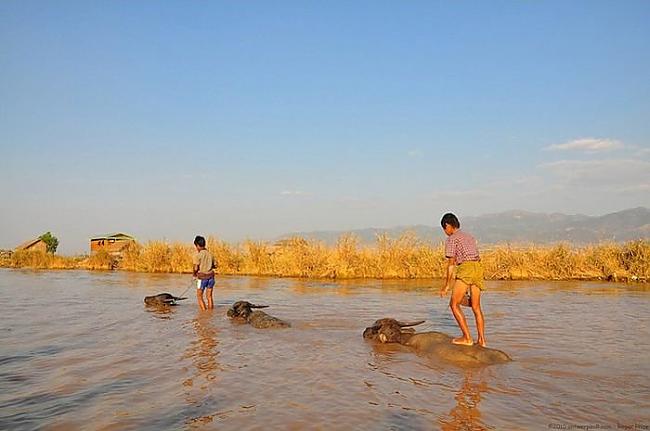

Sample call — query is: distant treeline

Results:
[1,234,648,282]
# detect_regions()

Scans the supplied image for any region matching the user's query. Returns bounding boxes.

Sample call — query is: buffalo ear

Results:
[397,320,425,327]
[251,304,269,309]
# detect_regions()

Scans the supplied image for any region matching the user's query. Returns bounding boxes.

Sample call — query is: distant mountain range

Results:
[278,207,650,245]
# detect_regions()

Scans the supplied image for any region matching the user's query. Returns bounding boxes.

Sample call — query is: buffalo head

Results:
[363,318,425,343]
[227,301,269,319]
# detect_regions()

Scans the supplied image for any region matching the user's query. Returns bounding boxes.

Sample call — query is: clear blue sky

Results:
[1,1,649,253]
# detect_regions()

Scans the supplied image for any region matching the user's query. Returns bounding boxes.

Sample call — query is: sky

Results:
[1,1,649,254]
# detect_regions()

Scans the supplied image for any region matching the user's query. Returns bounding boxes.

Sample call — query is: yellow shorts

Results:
[456,261,484,291]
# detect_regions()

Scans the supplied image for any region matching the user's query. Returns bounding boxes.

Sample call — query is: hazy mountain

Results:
[278,207,650,245]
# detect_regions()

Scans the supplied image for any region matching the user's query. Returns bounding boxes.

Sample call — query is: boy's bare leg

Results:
[206,288,214,310]
[196,288,207,311]
[449,280,473,345]
[470,285,486,347]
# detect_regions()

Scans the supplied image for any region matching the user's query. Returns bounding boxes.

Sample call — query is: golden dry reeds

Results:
[82,249,115,270]
[481,240,650,281]
[2,236,648,282]
[4,250,81,270]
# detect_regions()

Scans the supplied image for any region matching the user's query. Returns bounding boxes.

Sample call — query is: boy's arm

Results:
[440,257,456,297]
[192,254,199,278]
[440,236,456,297]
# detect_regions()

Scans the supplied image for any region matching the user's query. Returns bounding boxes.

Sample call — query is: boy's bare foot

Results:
[477,339,487,348]
[452,337,474,346]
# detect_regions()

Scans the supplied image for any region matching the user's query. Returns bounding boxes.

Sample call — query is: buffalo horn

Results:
[397,320,425,327]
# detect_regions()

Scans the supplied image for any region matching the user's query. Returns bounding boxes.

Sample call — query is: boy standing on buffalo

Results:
[193,235,215,311]
[439,213,486,347]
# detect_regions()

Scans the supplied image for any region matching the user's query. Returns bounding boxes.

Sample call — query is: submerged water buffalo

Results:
[363,318,511,366]
[227,301,291,329]
[144,293,187,306]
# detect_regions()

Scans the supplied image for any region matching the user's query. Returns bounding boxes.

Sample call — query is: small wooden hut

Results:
[15,238,48,253]
[90,233,136,255]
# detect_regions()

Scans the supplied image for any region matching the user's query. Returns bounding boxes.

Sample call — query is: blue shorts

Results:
[196,277,215,291]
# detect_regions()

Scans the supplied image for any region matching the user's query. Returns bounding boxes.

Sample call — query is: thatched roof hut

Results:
[15,238,47,253]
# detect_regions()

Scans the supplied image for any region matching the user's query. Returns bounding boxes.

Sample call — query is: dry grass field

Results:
[2,235,648,282]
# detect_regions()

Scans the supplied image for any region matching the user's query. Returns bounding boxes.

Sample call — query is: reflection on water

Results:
[0,269,648,430]
[439,370,489,431]
[183,311,221,428]
[145,304,177,320]
[189,312,221,381]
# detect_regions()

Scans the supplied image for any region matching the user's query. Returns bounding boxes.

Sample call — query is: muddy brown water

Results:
[0,269,648,430]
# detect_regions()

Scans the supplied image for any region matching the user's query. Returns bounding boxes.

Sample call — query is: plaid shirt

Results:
[445,230,480,265]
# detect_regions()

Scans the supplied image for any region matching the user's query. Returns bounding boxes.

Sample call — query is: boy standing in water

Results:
[193,235,215,311]
[439,213,487,347]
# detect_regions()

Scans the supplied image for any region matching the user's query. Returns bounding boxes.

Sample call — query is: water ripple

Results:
[0,270,648,430]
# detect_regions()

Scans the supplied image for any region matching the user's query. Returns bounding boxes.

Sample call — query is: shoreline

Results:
[1,236,648,283]
[0,265,646,283]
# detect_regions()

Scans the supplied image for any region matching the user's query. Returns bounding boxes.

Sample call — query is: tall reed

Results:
[2,236,648,282]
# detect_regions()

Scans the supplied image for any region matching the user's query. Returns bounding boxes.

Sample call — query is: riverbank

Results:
[1,235,648,282]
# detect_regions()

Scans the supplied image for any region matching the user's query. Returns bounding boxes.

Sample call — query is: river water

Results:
[0,269,648,430]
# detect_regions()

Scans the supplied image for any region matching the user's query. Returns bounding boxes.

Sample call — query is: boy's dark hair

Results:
[194,235,206,248]
[441,213,460,229]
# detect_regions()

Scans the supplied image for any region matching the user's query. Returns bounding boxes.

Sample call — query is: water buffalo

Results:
[363,318,511,366]
[144,293,187,306]
[227,301,291,329]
